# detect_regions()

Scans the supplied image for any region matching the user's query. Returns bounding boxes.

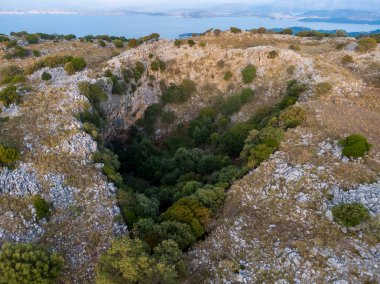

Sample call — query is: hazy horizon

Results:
[1,0,380,12]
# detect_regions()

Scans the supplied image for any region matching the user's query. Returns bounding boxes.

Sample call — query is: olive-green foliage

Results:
[26,34,39,44]
[268,50,278,58]
[32,50,41,57]
[174,39,182,47]
[113,39,124,48]
[26,55,72,75]
[0,242,63,284]
[133,62,145,81]
[213,29,222,36]
[370,33,380,43]
[71,57,87,71]
[4,46,29,59]
[341,55,354,65]
[220,122,255,156]
[0,85,21,107]
[278,105,307,128]
[230,27,242,34]
[240,127,284,168]
[296,30,324,39]
[332,202,370,227]
[357,37,377,53]
[314,82,332,97]
[64,62,75,75]
[127,38,139,48]
[78,81,107,108]
[277,79,307,109]
[151,59,166,71]
[218,88,255,116]
[161,79,196,105]
[241,64,257,84]
[93,148,123,186]
[98,40,106,47]
[187,40,195,47]
[141,103,162,134]
[95,237,185,284]
[281,28,293,35]
[41,72,52,81]
[0,35,9,42]
[339,134,371,158]
[0,65,25,84]
[223,70,233,81]
[289,44,301,51]
[32,195,51,220]
[0,144,19,166]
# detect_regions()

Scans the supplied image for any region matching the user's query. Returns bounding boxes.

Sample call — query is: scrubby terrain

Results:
[0,29,379,283]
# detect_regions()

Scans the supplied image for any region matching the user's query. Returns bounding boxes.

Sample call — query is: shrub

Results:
[289,44,301,51]
[127,38,139,48]
[187,40,195,47]
[32,50,41,57]
[268,50,278,59]
[151,59,166,72]
[133,62,145,81]
[281,28,293,35]
[332,202,370,227]
[220,122,255,156]
[0,144,19,166]
[64,62,75,75]
[98,40,106,47]
[223,70,233,81]
[218,88,255,116]
[0,85,21,107]
[357,37,377,53]
[26,34,39,44]
[5,40,18,48]
[314,82,332,97]
[41,72,52,81]
[0,65,24,84]
[341,54,354,65]
[0,35,9,42]
[0,242,64,284]
[78,81,107,109]
[213,29,222,36]
[336,43,346,50]
[70,57,87,71]
[278,105,306,128]
[230,27,242,34]
[33,195,52,220]
[339,134,371,158]
[174,39,182,47]
[241,64,257,84]
[113,39,124,48]
[161,79,196,105]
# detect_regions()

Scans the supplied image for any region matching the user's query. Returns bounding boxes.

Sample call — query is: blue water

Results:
[0,14,379,39]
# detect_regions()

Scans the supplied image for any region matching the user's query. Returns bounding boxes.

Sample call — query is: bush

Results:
[133,62,145,81]
[161,110,176,125]
[213,29,222,36]
[187,40,195,47]
[64,62,75,75]
[98,40,106,47]
[32,50,41,57]
[113,39,124,48]
[278,105,307,128]
[161,79,196,105]
[332,202,370,227]
[0,65,24,84]
[151,59,166,72]
[26,34,39,44]
[357,37,377,53]
[174,39,182,47]
[339,134,371,158]
[230,27,242,34]
[220,122,255,156]
[223,70,233,81]
[281,28,293,35]
[41,72,52,81]
[127,38,139,48]
[0,242,64,284]
[314,82,332,97]
[0,85,21,107]
[341,55,354,65]
[0,144,19,166]
[268,50,278,59]
[70,57,87,71]
[218,88,255,116]
[241,64,257,84]
[289,44,301,51]
[33,195,52,220]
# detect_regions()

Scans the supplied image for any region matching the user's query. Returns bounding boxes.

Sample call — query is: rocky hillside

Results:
[0,30,379,283]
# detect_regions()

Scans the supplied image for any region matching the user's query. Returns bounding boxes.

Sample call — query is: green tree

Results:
[0,242,63,284]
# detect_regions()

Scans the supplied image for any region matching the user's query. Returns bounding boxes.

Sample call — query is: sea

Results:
[0,14,379,38]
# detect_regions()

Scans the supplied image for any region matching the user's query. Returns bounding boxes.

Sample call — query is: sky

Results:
[1,0,380,12]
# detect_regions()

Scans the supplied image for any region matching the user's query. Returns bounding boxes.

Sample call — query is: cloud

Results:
[1,0,379,11]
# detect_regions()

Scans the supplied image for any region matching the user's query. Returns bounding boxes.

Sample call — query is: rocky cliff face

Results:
[0,31,379,283]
